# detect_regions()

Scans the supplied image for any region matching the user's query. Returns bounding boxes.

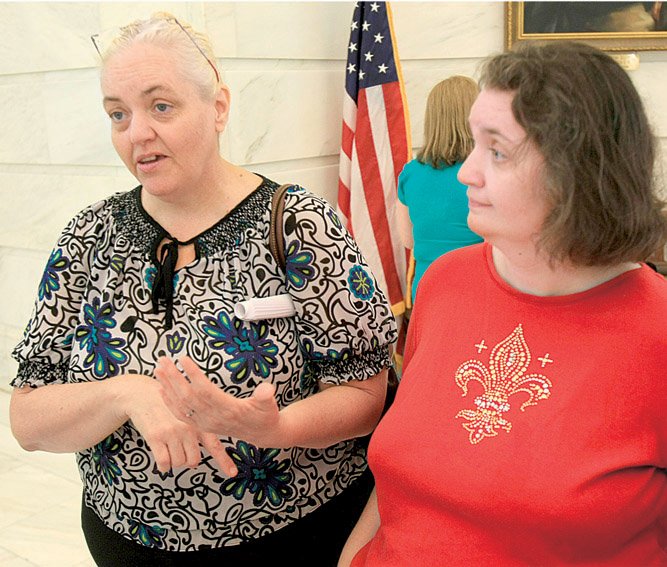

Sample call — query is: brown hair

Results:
[479,41,666,266]
[417,76,479,168]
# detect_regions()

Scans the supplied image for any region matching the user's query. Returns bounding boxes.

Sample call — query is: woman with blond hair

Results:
[396,75,482,306]
[9,13,396,566]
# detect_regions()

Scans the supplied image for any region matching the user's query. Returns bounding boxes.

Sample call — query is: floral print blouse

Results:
[11,177,397,551]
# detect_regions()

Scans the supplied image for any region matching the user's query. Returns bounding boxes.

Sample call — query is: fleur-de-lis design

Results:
[455,325,552,444]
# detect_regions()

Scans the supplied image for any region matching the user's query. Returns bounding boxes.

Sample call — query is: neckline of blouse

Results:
[132,175,272,330]
[133,176,271,249]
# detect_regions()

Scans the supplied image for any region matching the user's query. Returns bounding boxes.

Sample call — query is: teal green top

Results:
[398,159,483,303]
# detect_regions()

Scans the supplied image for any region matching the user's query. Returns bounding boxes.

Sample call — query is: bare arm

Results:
[11,378,135,453]
[338,487,380,566]
[10,376,236,476]
[396,201,414,250]
[280,370,387,447]
[156,356,388,448]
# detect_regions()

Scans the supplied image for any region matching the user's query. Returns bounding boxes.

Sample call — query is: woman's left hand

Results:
[155,356,285,447]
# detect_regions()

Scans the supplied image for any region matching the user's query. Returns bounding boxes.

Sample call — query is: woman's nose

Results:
[458,149,481,188]
[129,114,156,144]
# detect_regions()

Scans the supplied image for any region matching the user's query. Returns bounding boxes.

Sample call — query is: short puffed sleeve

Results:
[11,199,111,388]
[280,188,397,385]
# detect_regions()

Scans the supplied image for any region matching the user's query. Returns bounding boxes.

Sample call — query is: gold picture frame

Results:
[506,2,667,52]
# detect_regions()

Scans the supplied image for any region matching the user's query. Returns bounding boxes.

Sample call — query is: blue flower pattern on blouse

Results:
[327,208,343,230]
[128,519,166,548]
[348,265,375,300]
[38,249,70,301]
[166,331,185,355]
[92,434,123,486]
[285,240,316,289]
[221,441,293,507]
[203,313,279,384]
[110,254,125,273]
[75,297,128,377]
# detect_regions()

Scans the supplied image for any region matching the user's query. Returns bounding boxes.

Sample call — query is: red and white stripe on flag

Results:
[337,1,411,315]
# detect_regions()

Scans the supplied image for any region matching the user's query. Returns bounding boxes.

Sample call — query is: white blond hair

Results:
[98,12,221,100]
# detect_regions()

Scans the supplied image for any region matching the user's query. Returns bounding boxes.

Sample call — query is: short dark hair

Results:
[479,41,666,266]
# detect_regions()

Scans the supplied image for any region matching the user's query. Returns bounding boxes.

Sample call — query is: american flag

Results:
[337,1,411,316]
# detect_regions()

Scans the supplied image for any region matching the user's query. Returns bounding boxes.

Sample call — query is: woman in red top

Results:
[340,41,667,566]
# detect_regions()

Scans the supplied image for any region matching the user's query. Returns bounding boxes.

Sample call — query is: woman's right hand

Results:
[119,374,237,477]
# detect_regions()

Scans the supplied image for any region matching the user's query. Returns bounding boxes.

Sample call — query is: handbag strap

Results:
[269,184,292,272]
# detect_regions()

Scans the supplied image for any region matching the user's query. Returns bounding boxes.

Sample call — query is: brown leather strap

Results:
[269,184,292,271]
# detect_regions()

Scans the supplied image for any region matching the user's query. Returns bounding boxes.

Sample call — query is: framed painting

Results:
[506,2,667,52]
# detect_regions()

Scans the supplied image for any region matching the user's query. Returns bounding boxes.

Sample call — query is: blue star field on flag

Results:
[345,2,399,103]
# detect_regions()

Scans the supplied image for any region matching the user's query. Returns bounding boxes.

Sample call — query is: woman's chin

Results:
[138,182,184,204]
[466,217,489,240]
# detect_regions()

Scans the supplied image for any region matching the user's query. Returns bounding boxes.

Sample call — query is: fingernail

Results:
[175,360,192,382]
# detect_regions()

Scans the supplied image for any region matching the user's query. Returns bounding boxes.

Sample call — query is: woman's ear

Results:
[214,85,231,133]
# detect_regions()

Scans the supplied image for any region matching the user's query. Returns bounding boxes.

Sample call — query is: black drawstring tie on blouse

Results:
[151,234,196,330]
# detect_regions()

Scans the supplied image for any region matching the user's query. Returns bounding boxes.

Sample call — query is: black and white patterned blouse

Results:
[11,177,397,551]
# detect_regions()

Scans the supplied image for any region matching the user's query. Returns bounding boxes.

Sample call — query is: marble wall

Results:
[1,2,666,386]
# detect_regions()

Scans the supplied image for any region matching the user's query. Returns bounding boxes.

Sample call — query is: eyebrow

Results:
[103,85,176,104]
[479,127,513,143]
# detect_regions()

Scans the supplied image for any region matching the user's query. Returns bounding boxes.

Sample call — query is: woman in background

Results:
[341,41,666,566]
[396,75,482,306]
